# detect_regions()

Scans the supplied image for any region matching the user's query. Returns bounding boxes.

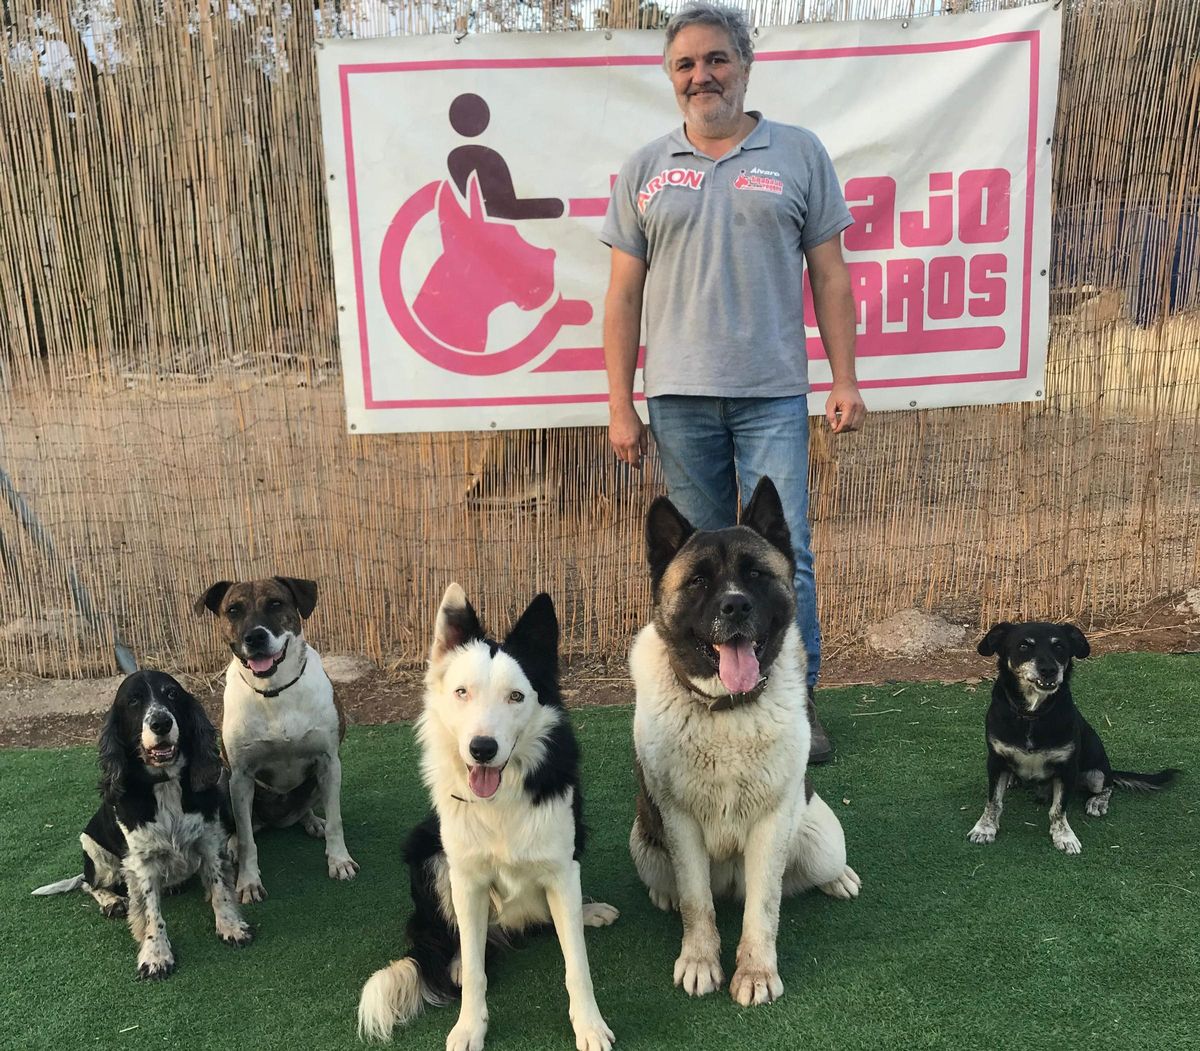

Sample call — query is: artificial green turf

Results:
[2,652,1197,1051]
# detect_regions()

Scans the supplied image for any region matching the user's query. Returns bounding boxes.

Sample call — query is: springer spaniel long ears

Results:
[178,692,222,793]
[97,706,130,799]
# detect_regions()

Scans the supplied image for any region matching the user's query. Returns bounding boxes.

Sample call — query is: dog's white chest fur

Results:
[223,649,338,789]
[631,624,810,860]
[120,780,207,885]
[990,738,1075,782]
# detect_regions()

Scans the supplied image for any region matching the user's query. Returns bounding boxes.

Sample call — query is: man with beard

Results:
[601,0,865,762]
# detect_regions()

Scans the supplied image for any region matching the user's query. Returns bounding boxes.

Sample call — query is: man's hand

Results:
[609,403,648,468]
[825,380,866,434]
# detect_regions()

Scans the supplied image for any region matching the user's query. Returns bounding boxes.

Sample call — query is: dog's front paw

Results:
[968,819,997,844]
[217,917,254,947]
[729,963,784,1006]
[237,877,267,904]
[1085,794,1109,817]
[673,950,723,997]
[820,865,862,900]
[446,1016,488,1051]
[571,1011,615,1051]
[328,853,359,880]
[136,938,175,980]
[1052,828,1082,855]
[582,901,619,927]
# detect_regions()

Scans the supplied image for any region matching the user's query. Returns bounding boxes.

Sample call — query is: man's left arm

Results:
[805,235,866,434]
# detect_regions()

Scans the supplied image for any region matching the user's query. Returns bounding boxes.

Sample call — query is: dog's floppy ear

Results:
[431,583,486,665]
[1063,624,1090,659]
[977,622,1013,657]
[740,476,795,565]
[503,593,559,697]
[177,688,222,792]
[194,581,232,617]
[645,497,695,589]
[97,703,129,799]
[275,576,318,619]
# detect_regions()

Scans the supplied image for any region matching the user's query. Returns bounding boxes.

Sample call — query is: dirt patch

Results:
[2,604,1196,750]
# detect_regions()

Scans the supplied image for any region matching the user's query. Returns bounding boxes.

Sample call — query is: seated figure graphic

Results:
[446,93,564,220]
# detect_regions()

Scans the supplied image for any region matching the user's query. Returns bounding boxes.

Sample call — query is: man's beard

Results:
[683,88,744,134]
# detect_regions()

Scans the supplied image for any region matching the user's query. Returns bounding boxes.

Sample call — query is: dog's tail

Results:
[357,943,458,1043]
[1111,768,1179,792]
[31,874,85,896]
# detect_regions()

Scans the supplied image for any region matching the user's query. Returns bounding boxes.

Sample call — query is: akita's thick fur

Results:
[630,477,861,1007]
[358,585,616,1051]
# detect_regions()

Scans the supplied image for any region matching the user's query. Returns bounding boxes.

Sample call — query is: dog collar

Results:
[667,653,768,711]
[249,658,308,698]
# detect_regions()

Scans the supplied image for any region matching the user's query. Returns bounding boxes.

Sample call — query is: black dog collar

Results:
[249,658,308,698]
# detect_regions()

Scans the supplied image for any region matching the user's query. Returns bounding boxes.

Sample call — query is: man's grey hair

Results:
[663,2,755,72]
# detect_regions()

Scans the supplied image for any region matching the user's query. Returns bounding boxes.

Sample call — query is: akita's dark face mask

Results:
[645,477,797,693]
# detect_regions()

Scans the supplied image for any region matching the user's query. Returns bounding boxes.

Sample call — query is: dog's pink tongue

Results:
[716,640,760,694]
[248,655,275,675]
[468,765,501,799]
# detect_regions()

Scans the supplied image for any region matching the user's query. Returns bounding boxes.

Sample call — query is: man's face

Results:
[666,23,750,136]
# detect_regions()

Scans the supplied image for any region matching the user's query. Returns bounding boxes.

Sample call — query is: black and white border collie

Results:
[969,621,1178,854]
[32,670,252,978]
[357,585,617,1051]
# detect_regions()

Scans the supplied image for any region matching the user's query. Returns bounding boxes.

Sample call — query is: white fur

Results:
[358,584,615,1051]
[223,635,357,902]
[630,621,860,1006]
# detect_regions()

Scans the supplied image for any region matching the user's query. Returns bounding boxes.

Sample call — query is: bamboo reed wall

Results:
[1,0,1198,677]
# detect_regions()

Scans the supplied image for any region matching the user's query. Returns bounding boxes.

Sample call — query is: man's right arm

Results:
[603,247,649,468]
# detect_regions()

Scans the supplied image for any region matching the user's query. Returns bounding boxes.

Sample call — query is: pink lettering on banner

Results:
[806,168,1014,360]
[638,168,705,212]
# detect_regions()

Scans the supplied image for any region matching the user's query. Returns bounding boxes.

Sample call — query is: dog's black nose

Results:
[244,627,269,649]
[720,592,752,618]
[469,736,498,763]
[148,712,173,736]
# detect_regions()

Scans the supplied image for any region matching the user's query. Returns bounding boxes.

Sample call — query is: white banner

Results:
[317,4,1061,433]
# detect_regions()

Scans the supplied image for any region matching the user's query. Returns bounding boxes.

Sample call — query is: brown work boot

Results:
[807,686,833,764]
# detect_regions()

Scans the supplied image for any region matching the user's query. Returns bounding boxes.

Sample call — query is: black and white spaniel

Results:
[32,670,252,978]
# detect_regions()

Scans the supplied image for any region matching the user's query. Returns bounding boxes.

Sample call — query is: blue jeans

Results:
[647,394,820,687]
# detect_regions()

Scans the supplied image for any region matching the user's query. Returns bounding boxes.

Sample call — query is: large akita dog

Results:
[629,476,861,1007]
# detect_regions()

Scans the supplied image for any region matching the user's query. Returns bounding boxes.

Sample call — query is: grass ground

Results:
[2,653,1197,1051]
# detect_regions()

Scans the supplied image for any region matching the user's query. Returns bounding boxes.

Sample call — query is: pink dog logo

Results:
[413,179,557,354]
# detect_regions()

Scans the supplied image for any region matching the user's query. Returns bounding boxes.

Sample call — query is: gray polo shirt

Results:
[601,113,852,399]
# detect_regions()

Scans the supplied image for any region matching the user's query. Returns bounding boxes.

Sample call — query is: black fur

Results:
[975,621,1177,833]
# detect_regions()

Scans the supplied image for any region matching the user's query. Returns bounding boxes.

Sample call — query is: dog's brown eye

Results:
[266,599,283,611]
[691,576,707,588]
[226,604,245,619]
[509,691,524,703]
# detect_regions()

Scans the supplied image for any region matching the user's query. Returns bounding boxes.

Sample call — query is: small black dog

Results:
[968,621,1176,855]
[32,670,252,978]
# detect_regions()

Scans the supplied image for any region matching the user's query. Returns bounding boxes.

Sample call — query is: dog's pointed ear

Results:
[97,701,129,799]
[645,497,695,589]
[194,581,232,617]
[977,622,1013,657]
[1063,624,1090,659]
[275,577,318,619]
[740,476,794,564]
[431,583,485,665]
[503,593,559,694]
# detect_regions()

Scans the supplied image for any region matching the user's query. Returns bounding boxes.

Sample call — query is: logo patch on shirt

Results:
[638,168,706,212]
[733,168,783,195]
